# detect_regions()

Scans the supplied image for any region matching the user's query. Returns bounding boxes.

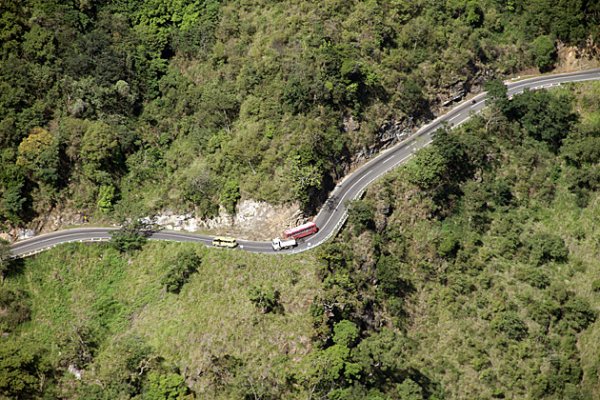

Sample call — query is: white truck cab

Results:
[271,238,297,251]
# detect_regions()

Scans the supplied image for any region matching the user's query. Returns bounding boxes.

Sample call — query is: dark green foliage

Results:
[0,2,599,399]
[395,379,425,400]
[515,267,550,289]
[0,340,52,399]
[561,127,600,206]
[395,78,429,118]
[406,146,448,191]
[347,199,375,234]
[110,220,149,253]
[375,256,413,298]
[592,280,600,293]
[317,242,352,278]
[332,320,359,348]
[437,228,461,259]
[220,179,240,215]
[1,0,597,227]
[248,285,283,314]
[531,35,557,72]
[484,79,509,114]
[76,335,155,398]
[407,127,477,215]
[0,238,11,279]
[490,311,528,341]
[508,90,578,152]
[143,371,191,400]
[525,232,569,265]
[0,288,30,333]
[160,249,202,294]
[313,84,600,399]
[562,298,596,333]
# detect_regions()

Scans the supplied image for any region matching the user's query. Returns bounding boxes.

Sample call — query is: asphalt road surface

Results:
[10,68,600,258]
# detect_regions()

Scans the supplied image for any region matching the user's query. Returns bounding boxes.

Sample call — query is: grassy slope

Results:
[6,242,319,397]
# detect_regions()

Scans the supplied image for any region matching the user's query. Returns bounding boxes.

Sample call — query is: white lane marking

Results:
[11,237,112,258]
[509,74,600,92]
[13,232,111,251]
[155,232,210,241]
[311,152,415,250]
[320,170,373,231]
[383,156,394,163]
[12,227,118,246]
[449,113,461,122]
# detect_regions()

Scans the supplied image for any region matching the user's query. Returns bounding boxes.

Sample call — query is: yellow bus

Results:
[211,236,238,248]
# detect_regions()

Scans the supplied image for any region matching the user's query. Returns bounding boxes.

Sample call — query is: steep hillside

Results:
[306,81,600,399]
[1,242,320,398]
[2,81,600,399]
[1,0,599,231]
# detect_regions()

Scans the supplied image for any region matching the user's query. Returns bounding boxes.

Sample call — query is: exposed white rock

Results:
[17,229,35,240]
[68,364,83,380]
[145,200,301,241]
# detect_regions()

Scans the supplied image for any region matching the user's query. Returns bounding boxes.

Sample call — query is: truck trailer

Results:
[271,238,297,251]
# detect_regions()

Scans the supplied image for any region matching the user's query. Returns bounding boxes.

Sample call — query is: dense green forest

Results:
[2,80,600,398]
[310,81,600,399]
[2,0,600,399]
[1,0,599,227]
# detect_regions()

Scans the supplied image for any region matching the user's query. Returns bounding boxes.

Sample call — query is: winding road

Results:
[9,68,600,258]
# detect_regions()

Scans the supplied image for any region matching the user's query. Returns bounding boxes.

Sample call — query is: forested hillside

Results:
[310,81,600,399]
[1,0,599,229]
[2,81,600,399]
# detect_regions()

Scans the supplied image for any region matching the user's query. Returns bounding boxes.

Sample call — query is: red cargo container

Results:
[283,222,318,240]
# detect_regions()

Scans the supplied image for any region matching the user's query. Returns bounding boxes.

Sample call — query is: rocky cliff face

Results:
[142,200,303,240]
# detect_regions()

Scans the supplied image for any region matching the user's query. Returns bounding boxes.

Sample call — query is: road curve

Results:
[9,68,600,258]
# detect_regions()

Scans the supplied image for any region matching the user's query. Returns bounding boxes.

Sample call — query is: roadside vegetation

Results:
[2,81,599,399]
[0,241,320,399]
[1,0,599,230]
[306,81,600,399]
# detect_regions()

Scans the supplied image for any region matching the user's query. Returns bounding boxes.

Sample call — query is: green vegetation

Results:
[248,285,284,314]
[2,0,600,398]
[110,220,150,253]
[160,248,202,294]
[303,81,600,399]
[0,242,319,398]
[1,0,599,227]
[2,81,600,400]
[0,239,10,281]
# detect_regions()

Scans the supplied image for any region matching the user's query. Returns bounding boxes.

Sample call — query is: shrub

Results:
[110,220,149,253]
[332,320,359,347]
[161,249,202,294]
[97,184,116,213]
[531,35,556,72]
[562,298,596,333]
[347,200,375,234]
[220,179,241,215]
[491,311,528,340]
[248,285,283,314]
[0,288,31,333]
[526,232,569,265]
[515,267,550,289]
[375,256,413,297]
